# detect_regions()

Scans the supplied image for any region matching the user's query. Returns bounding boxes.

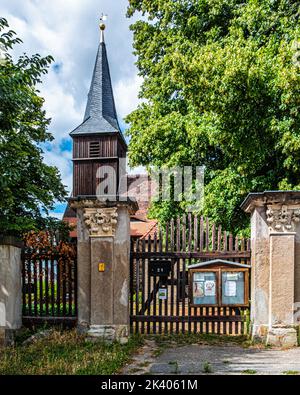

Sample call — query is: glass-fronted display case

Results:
[189,260,250,307]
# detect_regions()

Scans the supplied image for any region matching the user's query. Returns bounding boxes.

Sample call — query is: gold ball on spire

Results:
[100,23,106,31]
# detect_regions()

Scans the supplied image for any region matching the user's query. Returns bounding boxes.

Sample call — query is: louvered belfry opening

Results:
[89,141,100,158]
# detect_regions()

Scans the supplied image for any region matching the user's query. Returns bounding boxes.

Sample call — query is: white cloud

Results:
[0,0,145,212]
[43,149,73,194]
[125,157,147,175]
[48,212,64,220]
[115,74,143,122]
[40,72,83,143]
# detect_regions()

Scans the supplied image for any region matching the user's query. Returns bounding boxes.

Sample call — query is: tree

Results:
[126,0,300,234]
[0,18,66,236]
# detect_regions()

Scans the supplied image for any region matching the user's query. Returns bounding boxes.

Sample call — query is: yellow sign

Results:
[98,263,105,272]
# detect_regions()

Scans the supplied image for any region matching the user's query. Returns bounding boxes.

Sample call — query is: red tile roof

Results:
[63,216,158,239]
[63,217,77,238]
[130,219,158,239]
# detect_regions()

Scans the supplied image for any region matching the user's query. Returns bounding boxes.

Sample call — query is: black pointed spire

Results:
[70,23,124,141]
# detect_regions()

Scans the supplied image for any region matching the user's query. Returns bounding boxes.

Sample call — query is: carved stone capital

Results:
[69,197,139,215]
[266,204,300,232]
[83,207,118,237]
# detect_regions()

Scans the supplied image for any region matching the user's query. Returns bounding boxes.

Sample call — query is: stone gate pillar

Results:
[0,236,22,346]
[70,198,137,343]
[242,191,300,347]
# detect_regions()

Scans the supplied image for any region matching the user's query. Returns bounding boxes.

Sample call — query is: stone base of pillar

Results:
[251,324,269,342]
[77,321,90,335]
[266,325,298,348]
[86,324,129,344]
[0,328,17,347]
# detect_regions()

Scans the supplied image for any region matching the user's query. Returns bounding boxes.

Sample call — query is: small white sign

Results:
[226,272,239,281]
[158,288,167,300]
[225,281,237,297]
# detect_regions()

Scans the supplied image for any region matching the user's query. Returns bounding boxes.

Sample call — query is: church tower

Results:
[68,18,137,343]
[70,20,127,198]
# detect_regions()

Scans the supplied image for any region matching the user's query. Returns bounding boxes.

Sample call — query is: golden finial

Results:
[99,13,107,42]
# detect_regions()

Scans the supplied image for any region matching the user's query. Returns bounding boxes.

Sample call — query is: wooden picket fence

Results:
[21,247,77,326]
[130,214,251,335]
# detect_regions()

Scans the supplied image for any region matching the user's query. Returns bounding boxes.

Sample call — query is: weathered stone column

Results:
[70,198,137,343]
[247,205,270,339]
[0,236,22,346]
[242,191,300,347]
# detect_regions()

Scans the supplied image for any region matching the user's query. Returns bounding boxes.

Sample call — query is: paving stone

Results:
[150,363,178,374]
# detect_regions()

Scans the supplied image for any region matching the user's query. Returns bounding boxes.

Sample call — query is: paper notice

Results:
[204,280,216,296]
[225,280,237,297]
[194,273,205,282]
[193,281,204,297]
[226,272,239,281]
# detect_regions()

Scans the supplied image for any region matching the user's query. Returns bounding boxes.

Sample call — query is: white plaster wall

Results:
[0,245,22,329]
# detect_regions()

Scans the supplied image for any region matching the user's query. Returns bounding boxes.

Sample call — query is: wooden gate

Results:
[130,215,251,335]
[21,244,77,326]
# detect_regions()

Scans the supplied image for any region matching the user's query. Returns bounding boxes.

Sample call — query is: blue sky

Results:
[0,0,144,218]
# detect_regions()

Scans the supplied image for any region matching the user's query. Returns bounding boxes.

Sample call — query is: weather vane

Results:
[99,13,108,42]
[100,13,107,28]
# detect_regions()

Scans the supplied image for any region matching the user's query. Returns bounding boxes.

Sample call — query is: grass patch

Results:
[128,367,143,373]
[0,329,143,375]
[202,361,213,373]
[138,361,151,368]
[242,369,257,375]
[150,333,250,348]
[14,327,36,345]
[297,326,300,347]
[168,360,179,373]
[282,370,299,375]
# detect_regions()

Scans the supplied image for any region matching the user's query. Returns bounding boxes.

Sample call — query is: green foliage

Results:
[152,333,249,347]
[242,369,257,375]
[202,361,213,373]
[36,217,74,243]
[0,18,66,236]
[282,370,299,375]
[126,0,300,233]
[23,301,76,317]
